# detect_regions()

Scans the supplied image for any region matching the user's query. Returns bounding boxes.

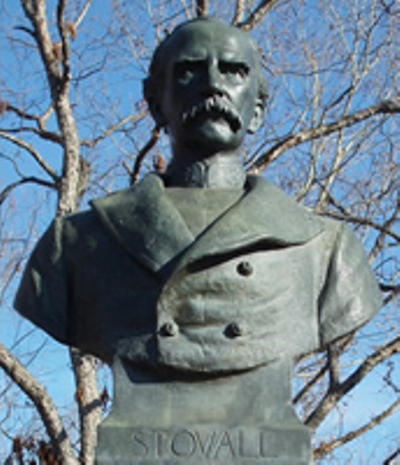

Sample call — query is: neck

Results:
[164,154,246,189]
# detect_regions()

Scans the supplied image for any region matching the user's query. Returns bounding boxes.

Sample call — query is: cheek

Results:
[165,84,193,115]
[240,96,258,124]
[237,89,257,119]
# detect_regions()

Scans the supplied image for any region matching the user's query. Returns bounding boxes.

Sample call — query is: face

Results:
[156,21,263,157]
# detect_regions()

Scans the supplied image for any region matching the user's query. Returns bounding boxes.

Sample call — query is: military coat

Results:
[15,173,381,373]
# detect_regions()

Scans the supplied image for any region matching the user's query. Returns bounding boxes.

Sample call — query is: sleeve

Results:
[318,223,382,347]
[14,217,71,345]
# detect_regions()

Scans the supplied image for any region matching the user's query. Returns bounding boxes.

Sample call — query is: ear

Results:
[148,99,168,129]
[247,98,264,134]
[143,77,167,128]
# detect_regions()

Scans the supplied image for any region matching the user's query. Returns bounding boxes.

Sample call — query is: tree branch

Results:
[5,103,42,124]
[294,335,354,409]
[0,343,78,465]
[232,0,246,25]
[251,99,400,173]
[323,210,400,244]
[306,336,400,430]
[1,125,63,144]
[128,126,160,185]
[237,0,282,31]
[3,100,52,124]
[327,343,341,391]
[57,0,71,95]
[21,0,86,215]
[0,131,59,180]
[73,0,92,30]
[0,177,56,206]
[21,0,63,94]
[80,111,147,148]
[314,398,400,458]
[196,0,208,17]
[370,193,400,262]
[294,363,328,406]
[380,283,400,293]
[383,447,400,465]
[70,349,101,465]
[4,102,60,142]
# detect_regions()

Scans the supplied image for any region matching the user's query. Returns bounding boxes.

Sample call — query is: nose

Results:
[202,61,224,96]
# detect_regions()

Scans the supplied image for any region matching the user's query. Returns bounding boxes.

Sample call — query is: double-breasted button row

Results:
[224,322,244,338]
[159,322,178,337]
[236,261,253,276]
[158,321,245,338]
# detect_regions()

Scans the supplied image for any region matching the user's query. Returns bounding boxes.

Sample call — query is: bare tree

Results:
[0,0,399,463]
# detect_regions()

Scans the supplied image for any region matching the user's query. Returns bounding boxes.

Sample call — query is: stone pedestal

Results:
[95,358,312,465]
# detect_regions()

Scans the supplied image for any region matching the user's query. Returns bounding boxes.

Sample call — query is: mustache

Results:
[181,96,242,132]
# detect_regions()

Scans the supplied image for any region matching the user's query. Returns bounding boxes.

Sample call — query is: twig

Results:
[130,126,160,185]
[73,0,92,29]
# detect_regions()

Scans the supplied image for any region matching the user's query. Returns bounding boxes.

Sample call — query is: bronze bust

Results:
[15,17,381,465]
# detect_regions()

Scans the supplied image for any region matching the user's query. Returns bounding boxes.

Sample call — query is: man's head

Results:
[144,17,268,158]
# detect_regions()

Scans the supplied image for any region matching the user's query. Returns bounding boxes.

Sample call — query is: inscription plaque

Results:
[97,426,311,464]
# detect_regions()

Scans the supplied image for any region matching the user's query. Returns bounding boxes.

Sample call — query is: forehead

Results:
[163,21,257,64]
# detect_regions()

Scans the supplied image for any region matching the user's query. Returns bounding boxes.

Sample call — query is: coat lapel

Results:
[90,174,194,273]
[90,173,324,275]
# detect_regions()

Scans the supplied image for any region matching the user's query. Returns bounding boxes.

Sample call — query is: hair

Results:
[143,17,269,114]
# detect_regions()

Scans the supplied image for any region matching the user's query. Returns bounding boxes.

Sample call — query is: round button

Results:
[159,322,178,337]
[237,261,253,276]
[225,322,243,338]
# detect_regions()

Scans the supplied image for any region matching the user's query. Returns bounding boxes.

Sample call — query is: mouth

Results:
[182,96,242,133]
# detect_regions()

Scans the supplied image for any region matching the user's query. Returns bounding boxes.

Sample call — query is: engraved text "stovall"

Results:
[131,429,280,460]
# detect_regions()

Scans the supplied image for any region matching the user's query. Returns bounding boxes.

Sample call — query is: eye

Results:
[219,62,250,80]
[175,60,204,82]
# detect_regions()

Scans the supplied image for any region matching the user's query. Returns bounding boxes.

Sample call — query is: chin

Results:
[184,123,244,154]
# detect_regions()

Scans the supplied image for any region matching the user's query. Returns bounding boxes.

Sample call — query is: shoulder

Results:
[60,183,139,244]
